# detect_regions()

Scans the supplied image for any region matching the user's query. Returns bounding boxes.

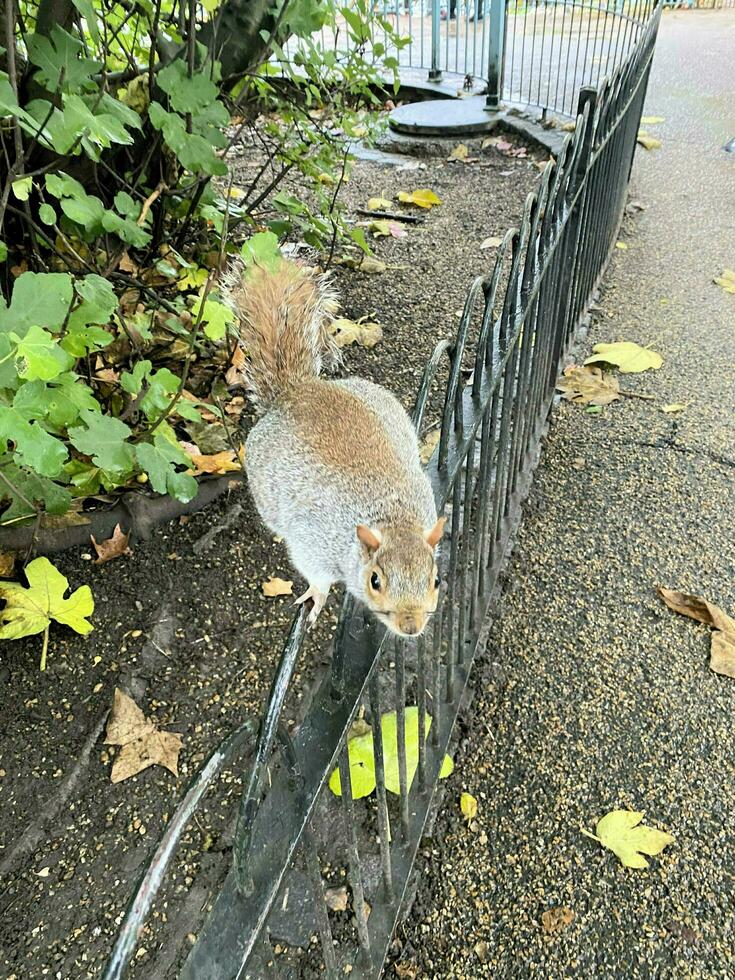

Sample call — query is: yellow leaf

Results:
[448,144,477,163]
[713,269,735,294]
[556,365,621,405]
[480,236,503,250]
[104,688,182,783]
[661,402,686,414]
[584,341,662,374]
[581,810,674,868]
[0,552,15,577]
[460,791,478,822]
[367,195,392,210]
[419,429,440,464]
[615,241,628,250]
[637,131,662,150]
[396,188,442,209]
[641,115,665,125]
[560,121,577,132]
[188,450,241,475]
[317,172,335,186]
[336,254,387,274]
[330,316,383,349]
[262,576,293,597]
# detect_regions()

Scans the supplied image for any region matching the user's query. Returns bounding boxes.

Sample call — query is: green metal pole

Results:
[429,0,441,80]
[486,0,506,109]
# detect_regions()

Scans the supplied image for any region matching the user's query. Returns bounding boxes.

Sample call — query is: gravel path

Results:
[395,11,735,979]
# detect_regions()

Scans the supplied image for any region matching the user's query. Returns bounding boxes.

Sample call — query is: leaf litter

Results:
[657,586,735,678]
[581,809,674,868]
[262,577,294,598]
[396,188,442,209]
[104,688,183,783]
[329,316,383,349]
[713,269,735,294]
[541,907,575,934]
[91,523,132,565]
[585,341,662,373]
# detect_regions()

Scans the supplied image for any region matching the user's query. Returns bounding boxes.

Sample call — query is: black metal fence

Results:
[104,4,661,977]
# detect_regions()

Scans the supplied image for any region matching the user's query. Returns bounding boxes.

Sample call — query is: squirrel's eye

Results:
[434,574,441,589]
[370,572,381,591]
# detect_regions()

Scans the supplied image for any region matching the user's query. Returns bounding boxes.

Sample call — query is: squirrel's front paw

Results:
[294,583,329,628]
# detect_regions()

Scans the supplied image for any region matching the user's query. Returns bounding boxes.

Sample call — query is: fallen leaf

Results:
[586,405,603,415]
[584,341,662,373]
[615,241,628,250]
[225,345,247,386]
[473,941,489,962]
[262,576,293,597]
[367,195,392,210]
[324,886,349,911]
[460,791,478,823]
[367,219,407,239]
[641,115,665,125]
[556,365,621,406]
[448,143,469,161]
[0,552,15,577]
[581,809,674,868]
[637,131,662,150]
[35,866,51,878]
[105,688,182,783]
[419,429,440,464]
[572,456,586,469]
[495,138,512,151]
[713,269,735,294]
[396,188,442,209]
[329,707,453,798]
[541,907,575,934]
[657,586,735,678]
[330,316,383,349]
[188,450,241,475]
[560,121,577,132]
[661,402,687,414]
[480,236,503,250]
[91,524,132,565]
[0,557,94,670]
[394,962,419,979]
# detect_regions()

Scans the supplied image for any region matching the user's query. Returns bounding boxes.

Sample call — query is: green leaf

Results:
[68,409,134,474]
[158,61,220,115]
[27,26,101,94]
[135,435,197,501]
[45,373,100,429]
[39,203,57,225]
[0,557,94,659]
[240,231,282,271]
[582,810,674,869]
[0,407,68,477]
[191,296,235,341]
[0,459,72,521]
[0,241,7,262]
[10,325,74,381]
[148,102,227,176]
[120,359,152,395]
[60,274,118,356]
[0,271,74,336]
[12,176,33,201]
[71,0,100,44]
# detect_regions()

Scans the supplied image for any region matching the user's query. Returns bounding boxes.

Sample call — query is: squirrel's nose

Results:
[395,612,424,636]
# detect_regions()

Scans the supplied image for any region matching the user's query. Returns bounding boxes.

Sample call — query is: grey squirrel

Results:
[229,259,445,636]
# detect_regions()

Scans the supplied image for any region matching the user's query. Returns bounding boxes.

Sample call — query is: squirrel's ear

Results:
[425,516,447,548]
[356,524,382,554]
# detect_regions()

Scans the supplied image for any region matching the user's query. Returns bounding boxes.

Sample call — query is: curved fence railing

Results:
[103,5,660,978]
[284,1,658,116]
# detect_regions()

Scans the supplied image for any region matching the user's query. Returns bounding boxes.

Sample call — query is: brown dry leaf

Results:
[118,253,140,275]
[657,587,735,679]
[419,429,440,465]
[189,450,241,475]
[324,885,349,911]
[105,688,182,783]
[262,576,293,598]
[556,365,621,406]
[330,317,383,349]
[474,941,489,963]
[336,254,387,274]
[225,345,247,386]
[395,963,419,979]
[91,524,132,565]
[560,121,577,132]
[541,907,575,934]
[0,552,15,577]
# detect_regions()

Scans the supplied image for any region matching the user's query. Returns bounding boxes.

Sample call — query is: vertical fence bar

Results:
[368,672,395,902]
[486,0,506,108]
[337,750,372,961]
[395,639,410,839]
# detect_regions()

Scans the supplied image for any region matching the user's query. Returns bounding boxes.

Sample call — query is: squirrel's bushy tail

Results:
[227,260,339,409]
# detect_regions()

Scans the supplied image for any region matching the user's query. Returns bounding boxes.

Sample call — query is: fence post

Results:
[428,0,442,80]
[486,0,506,109]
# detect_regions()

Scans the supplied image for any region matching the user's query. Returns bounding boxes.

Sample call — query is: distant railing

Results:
[104,4,661,978]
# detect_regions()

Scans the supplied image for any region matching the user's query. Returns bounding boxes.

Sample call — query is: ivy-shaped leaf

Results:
[191,295,235,341]
[68,409,134,474]
[0,271,74,337]
[135,435,197,502]
[157,61,220,116]
[10,325,75,381]
[27,26,101,94]
[0,407,68,477]
[0,457,72,522]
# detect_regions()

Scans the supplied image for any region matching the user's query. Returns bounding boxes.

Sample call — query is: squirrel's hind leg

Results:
[294,581,331,627]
